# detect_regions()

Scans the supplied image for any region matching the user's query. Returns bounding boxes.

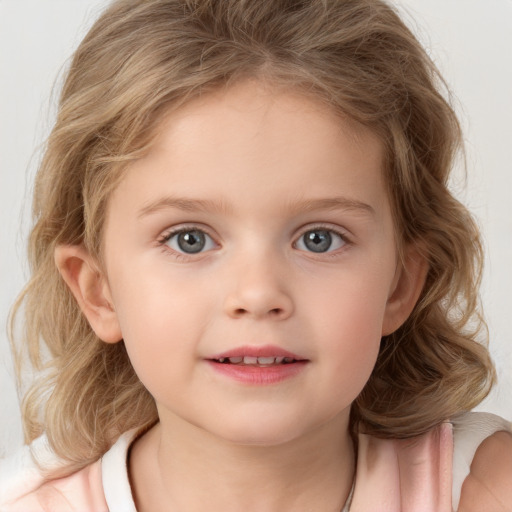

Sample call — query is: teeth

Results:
[257,357,275,365]
[216,355,297,365]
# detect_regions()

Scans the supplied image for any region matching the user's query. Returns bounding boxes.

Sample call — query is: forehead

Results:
[106,79,388,223]
[150,79,377,156]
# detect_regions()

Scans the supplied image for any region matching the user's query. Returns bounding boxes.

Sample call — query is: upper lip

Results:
[209,345,306,361]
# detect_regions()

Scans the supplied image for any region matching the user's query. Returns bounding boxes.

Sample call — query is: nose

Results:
[223,254,294,321]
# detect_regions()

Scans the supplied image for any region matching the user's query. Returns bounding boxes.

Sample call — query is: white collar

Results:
[99,427,355,512]
[101,429,139,511]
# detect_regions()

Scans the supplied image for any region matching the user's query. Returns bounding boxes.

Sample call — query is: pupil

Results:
[177,230,205,253]
[304,230,331,253]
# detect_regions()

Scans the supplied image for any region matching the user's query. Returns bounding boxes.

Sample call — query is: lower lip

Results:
[207,361,308,385]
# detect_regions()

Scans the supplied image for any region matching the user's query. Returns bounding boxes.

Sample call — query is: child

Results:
[1,0,511,510]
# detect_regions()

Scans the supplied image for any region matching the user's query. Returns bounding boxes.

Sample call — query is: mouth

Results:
[208,345,307,365]
[214,356,299,366]
[206,346,308,384]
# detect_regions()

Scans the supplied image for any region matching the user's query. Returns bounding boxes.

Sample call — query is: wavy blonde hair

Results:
[10,0,495,473]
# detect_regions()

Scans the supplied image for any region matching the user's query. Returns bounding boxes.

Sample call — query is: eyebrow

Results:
[137,195,375,218]
[290,197,376,216]
[138,196,231,218]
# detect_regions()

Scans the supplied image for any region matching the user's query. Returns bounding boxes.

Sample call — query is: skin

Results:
[56,80,430,511]
[458,431,512,512]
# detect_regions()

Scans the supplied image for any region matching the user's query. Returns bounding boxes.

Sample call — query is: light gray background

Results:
[1,0,511,456]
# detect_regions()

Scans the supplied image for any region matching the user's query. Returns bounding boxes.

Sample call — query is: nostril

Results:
[232,307,283,317]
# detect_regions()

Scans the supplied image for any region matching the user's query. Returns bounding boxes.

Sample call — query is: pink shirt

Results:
[1,412,510,511]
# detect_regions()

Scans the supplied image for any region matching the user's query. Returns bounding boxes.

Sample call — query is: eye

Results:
[295,228,347,253]
[163,228,216,254]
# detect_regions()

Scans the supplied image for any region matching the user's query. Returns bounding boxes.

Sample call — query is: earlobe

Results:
[54,245,123,343]
[382,245,428,336]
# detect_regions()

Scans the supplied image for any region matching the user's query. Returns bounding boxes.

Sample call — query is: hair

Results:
[10,0,495,473]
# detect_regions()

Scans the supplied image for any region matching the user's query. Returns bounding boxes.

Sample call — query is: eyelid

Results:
[155,222,352,259]
[158,223,215,242]
[157,224,219,255]
[294,223,351,240]
[293,223,352,252]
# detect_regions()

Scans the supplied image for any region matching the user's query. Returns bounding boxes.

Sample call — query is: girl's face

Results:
[99,80,414,445]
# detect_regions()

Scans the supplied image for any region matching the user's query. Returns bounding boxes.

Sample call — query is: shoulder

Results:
[1,428,139,512]
[454,413,512,512]
[1,461,107,512]
[0,434,108,512]
[458,431,512,511]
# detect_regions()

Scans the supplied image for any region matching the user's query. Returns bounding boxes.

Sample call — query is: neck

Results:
[129,412,355,512]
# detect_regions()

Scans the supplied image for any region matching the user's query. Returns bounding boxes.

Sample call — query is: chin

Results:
[206,415,319,448]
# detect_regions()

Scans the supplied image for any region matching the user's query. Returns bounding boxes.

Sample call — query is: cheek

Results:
[106,264,208,380]
[109,253,207,331]
[328,307,382,389]
[319,309,382,413]
[313,264,392,340]
[308,266,392,393]
[114,297,198,407]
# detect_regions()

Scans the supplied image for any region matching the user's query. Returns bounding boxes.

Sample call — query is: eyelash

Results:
[294,224,352,257]
[156,224,352,259]
[157,225,217,259]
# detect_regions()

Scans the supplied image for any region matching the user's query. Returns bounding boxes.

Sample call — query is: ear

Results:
[382,244,428,336]
[54,245,122,343]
